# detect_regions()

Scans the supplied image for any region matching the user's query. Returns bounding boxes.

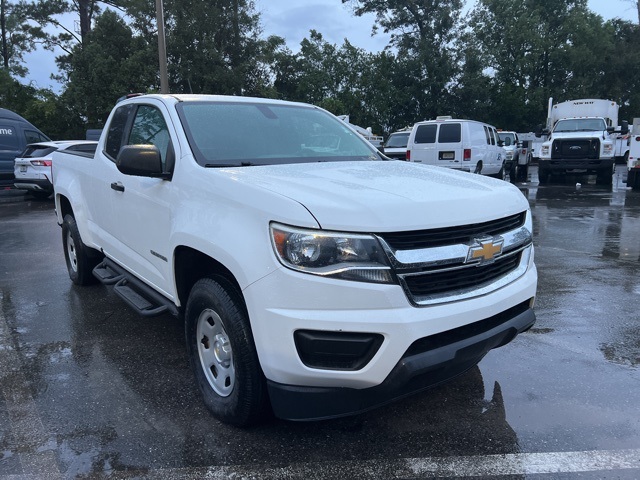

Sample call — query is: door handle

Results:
[110,182,125,192]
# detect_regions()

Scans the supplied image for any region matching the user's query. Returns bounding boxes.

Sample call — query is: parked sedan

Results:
[13,141,98,199]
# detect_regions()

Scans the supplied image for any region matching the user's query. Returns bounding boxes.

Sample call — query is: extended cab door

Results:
[96,102,178,298]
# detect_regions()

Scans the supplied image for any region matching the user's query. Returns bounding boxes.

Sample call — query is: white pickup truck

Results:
[53,94,537,426]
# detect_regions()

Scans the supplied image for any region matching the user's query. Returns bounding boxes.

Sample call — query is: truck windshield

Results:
[498,133,516,146]
[384,132,410,148]
[176,101,379,167]
[553,118,607,133]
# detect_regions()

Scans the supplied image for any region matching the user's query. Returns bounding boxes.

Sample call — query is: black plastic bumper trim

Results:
[267,304,535,421]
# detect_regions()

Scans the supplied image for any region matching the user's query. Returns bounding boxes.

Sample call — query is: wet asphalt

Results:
[0,166,639,479]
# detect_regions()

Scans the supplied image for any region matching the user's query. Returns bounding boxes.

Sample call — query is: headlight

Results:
[541,145,550,156]
[505,151,513,160]
[270,223,395,284]
[603,143,613,155]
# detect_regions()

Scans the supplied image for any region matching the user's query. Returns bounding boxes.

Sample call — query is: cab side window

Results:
[105,104,134,161]
[483,126,491,145]
[128,106,173,171]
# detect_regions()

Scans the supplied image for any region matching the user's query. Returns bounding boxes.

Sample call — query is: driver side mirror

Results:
[116,145,170,179]
[621,120,629,135]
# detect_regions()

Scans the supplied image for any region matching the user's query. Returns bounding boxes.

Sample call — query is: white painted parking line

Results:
[52,448,638,479]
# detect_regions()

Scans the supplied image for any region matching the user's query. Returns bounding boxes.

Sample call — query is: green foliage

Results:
[57,9,156,129]
[3,0,640,139]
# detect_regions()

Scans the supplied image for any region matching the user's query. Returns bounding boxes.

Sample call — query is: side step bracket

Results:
[92,259,178,317]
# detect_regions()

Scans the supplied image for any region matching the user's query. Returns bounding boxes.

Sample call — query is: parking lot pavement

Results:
[1,166,640,479]
[0,185,27,203]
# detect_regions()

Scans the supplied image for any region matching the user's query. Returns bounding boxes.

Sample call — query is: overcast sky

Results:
[20,0,639,93]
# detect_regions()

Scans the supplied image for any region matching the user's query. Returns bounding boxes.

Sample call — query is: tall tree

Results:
[160,0,277,95]
[59,9,156,127]
[467,0,609,130]
[343,0,464,120]
[0,0,48,76]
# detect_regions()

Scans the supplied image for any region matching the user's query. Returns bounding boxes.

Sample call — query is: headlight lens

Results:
[603,143,613,154]
[541,145,550,156]
[270,223,395,284]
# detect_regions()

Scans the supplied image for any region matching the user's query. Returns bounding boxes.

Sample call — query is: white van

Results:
[406,117,505,178]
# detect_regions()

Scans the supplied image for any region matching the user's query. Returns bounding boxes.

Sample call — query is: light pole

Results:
[155,0,169,94]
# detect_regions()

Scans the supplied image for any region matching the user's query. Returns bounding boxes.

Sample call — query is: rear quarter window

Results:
[24,130,50,144]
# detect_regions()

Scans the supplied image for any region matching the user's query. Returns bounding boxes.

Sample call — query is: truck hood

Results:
[223,161,528,232]
[550,131,610,141]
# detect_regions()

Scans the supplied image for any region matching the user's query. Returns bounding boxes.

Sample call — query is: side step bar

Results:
[92,259,178,317]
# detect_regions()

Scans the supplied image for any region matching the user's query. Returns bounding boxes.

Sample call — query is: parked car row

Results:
[0,108,50,186]
[13,141,98,198]
[1,106,100,199]
[380,117,532,182]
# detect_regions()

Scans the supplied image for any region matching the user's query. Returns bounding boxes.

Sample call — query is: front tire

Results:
[494,163,505,180]
[62,214,101,285]
[185,277,268,426]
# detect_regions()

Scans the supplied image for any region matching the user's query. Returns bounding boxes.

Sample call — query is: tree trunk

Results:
[78,0,92,45]
[1,0,9,69]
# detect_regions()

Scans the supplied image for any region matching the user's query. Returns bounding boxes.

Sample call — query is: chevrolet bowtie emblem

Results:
[467,236,504,264]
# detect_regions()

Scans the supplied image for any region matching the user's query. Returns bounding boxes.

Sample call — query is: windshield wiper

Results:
[204,162,255,167]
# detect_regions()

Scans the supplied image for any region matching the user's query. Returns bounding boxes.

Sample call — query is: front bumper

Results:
[243,254,537,419]
[538,158,614,172]
[268,301,535,420]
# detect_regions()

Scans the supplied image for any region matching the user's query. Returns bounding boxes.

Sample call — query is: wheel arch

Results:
[174,246,244,311]
[57,194,73,223]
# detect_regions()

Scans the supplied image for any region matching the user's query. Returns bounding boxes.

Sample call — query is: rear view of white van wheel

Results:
[474,162,482,174]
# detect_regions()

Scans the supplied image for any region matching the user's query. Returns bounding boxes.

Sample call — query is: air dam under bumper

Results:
[268,301,535,421]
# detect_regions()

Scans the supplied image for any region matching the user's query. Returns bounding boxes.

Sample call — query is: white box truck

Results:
[535,98,629,183]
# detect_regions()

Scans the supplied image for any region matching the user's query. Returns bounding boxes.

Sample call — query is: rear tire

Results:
[474,162,482,174]
[538,167,550,184]
[518,164,529,182]
[185,277,268,426]
[596,164,614,185]
[62,214,101,285]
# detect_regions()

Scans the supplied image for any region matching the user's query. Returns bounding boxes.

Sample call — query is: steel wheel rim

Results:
[66,230,78,273]
[196,308,234,397]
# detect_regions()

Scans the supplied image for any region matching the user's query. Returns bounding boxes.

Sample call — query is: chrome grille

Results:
[376,211,532,306]
[380,212,525,250]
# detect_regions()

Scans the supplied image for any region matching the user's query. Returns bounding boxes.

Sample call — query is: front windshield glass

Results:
[177,101,379,167]
[384,132,410,148]
[498,133,516,145]
[553,118,607,133]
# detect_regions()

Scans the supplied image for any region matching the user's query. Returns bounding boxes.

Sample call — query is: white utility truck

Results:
[53,94,537,426]
[536,98,629,183]
[626,119,640,189]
